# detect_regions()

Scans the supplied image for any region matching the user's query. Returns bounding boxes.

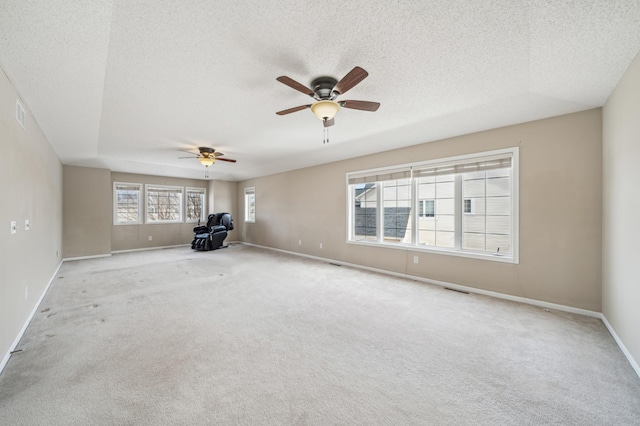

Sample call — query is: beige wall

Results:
[0,67,63,363]
[210,179,238,218]
[62,170,222,254]
[603,52,640,370]
[237,109,602,311]
[63,166,112,258]
[110,172,209,252]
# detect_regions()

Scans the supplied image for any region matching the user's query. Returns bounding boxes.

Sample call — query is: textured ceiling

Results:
[1,0,639,181]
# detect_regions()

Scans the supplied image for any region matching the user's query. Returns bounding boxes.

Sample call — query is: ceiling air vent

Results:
[15,99,25,129]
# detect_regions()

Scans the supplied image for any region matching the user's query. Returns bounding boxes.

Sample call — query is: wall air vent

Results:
[15,99,26,129]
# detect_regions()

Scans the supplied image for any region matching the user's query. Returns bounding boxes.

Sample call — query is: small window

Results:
[244,187,255,223]
[463,198,472,214]
[146,185,183,223]
[186,188,206,223]
[114,182,142,225]
[419,199,435,217]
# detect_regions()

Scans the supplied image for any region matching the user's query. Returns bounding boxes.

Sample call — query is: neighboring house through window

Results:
[347,148,518,263]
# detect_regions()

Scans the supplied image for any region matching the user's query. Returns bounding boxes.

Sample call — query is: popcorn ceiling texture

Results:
[0,0,639,180]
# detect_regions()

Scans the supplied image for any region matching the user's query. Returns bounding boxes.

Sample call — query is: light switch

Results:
[25,219,30,231]
[10,221,17,235]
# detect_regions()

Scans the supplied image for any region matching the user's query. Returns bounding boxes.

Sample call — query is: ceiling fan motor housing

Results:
[311,76,339,100]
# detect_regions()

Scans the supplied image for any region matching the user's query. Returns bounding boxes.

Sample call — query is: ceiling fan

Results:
[276,66,380,142]
[178,147,236,178]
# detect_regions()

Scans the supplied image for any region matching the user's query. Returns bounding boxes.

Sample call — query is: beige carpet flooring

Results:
[1,244,639,425]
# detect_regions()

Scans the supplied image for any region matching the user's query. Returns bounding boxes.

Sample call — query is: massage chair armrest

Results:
[193,225,208,234]
[211,225,227,234]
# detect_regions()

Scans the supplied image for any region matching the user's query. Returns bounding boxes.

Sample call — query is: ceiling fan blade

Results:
[276,104,311,115]
[217,157,237,163]
[178,156,199,159]
[214,152,224,157]
[276,76,315,97]
[323,118,335,127]
[340,100,380,112]
[333,66,368,95]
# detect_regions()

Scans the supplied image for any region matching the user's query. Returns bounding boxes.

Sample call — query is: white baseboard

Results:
[111,243,190,254]
[62,253,112,262]
[600,315,640,379]
[241,242,640,380]
[0,261,63,374]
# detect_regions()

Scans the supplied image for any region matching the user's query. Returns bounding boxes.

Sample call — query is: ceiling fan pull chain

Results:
[323,125,329,144]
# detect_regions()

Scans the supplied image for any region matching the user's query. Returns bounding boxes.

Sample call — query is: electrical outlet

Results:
[298,240,302,246]
[24,219,30,231]
[148,236,153,241]
[10,221,17,235]
[319,243,323,249]
[413,256,419,264]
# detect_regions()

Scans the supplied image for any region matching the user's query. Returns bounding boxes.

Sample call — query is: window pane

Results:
[463,178,485,197]
[435,231,455,248]
[461,169,511,254]
[436,214,455,232]
[115,184,141,224]
[418,182,435,199]
[382,179,412,243]
[463,215,485,233]
[186,189,205,222]
[147,187,183,222]
[486,197,510,215]
[463,233,485,250]
[353,184,377,240]
[435,181,455,198]
[486,176,510,196]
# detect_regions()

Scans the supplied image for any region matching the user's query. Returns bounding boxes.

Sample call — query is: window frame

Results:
[185,187,206,223]
[244,187,256,223]
[145,184,184,224]
[113,182,143,225]
[346,147,519,264]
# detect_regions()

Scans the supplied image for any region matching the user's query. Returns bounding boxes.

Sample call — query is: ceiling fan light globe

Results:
[310,100,340,120]
[199,157,215,167]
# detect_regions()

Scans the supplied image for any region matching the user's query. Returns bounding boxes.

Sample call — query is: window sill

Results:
[145,221,184,225]
[347,239,518,264]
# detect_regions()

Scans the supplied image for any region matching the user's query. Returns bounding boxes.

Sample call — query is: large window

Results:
[114,183,142,225]
[186,187,206,223]
[146,185,183,223]
[348,148,518,263]
[244,187,255,222]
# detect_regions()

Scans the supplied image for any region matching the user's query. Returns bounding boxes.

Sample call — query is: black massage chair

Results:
[191,212,234,251]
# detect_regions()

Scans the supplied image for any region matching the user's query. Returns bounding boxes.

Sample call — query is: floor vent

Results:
[445,287,469,294]
[15,99,26,129]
